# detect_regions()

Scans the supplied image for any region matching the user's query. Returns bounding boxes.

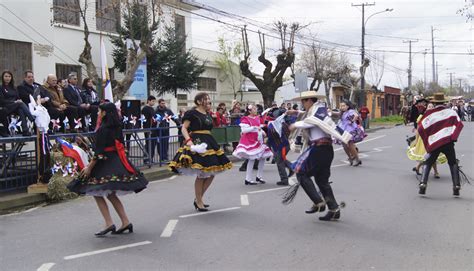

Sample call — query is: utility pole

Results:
[458,78,463,93]
[403,39,418,90]
[448,72,455,90]
[431,26,436,84]
[436,61,441,84]
[352,2,375,106]
[423,49,428,90]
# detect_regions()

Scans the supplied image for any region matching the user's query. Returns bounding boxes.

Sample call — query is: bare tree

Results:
[240,22,303,107]
[77,0,160,100]
[77,0,99,84]
[457,0,473,21]
[299,43,352,108]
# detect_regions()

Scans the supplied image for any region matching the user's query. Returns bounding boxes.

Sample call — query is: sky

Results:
[187,0,473,91]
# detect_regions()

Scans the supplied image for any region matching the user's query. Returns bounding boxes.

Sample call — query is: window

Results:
[197,77,216,92]
[175,14,186,51]
[0,39,32,82]
[177,94,188,107]
[53,0,80,26]
[56,63,82,83]
[96,0,120,33]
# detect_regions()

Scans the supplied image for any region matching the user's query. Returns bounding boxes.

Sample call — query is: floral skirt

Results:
[67,152,148,196]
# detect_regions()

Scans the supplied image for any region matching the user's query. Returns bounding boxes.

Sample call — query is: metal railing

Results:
[0,125,241,193]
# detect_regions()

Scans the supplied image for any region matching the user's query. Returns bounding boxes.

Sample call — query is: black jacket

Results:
[17,80,40,105]
[80,87,100,105]
[63,85,83,106]
[0,85,23,114]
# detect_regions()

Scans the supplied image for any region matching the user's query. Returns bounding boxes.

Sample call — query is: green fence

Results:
[211,126,241,144]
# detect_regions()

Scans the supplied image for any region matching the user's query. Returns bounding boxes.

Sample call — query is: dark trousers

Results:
[274,152,288,183]
[156,129,170,160]
[425,142,457,167]
[144,131,156,163]
[297,145,338,210]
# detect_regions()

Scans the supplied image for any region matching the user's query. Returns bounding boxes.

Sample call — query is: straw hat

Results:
[430,92,448,104]
[292,90,326,101]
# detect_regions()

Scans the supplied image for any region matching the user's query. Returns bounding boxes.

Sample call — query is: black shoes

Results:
[352,159,362,167]
[193,201,208,212]
[256,177,266,184]
[95,224,116,236]
[305,202,326,214]
[112,223,133,234]
[319,209,340,221]
[418,183,427,195]
[276,181,289,186]
[412,167,421,176]
[453,186,460,196]
[245,180,257,185]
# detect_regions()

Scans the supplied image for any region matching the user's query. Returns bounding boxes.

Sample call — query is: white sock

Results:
[246,159,255,182]
[257,158,265,179]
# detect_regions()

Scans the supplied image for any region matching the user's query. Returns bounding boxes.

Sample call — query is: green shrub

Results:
[371,115,404,123]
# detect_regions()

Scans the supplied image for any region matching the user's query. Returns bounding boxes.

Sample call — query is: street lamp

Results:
[359,7,393,107]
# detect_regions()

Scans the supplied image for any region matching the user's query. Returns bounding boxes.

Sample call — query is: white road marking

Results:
[179,207,241,218]
[332,163,350,168]
[248,187,288,194]
[160,219,178,237]
[37,262,55,271]
[0,206,41,217]
[355,135,386,145]
[240,195,249,206]
[63,241,152,260]
[149,175,177,185]
[169,175,177,180]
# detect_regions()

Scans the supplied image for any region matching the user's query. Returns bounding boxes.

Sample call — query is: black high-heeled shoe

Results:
[256,177,266,184]
[193,201,208,212]
[245,180,257,185]
[194,199,209,208]
[412,167,421,176]
[319,209,340,221]
[352,159,362,167]
[305,201,326,214]
[112,223,133,234]
[95,224,116,236]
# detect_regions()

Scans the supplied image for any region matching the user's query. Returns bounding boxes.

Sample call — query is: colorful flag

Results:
[56,138,90,170]
[100,36,113,102]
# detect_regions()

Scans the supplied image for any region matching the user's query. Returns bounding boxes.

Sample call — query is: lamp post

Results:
[358,7,393,107]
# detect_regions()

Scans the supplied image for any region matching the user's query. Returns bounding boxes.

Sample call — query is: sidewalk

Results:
[0,125,390,214]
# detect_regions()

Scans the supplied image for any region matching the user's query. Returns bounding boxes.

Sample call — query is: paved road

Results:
[1,123,473,270]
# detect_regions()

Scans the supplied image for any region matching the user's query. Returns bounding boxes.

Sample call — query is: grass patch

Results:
[370,115,404,123]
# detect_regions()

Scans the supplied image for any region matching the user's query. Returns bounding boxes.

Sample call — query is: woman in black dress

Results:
[68,102,148,236]
[169,92,232,211]
[0,71,35,136]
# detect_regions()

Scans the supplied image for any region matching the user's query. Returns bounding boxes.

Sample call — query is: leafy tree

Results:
[215,36,245,100]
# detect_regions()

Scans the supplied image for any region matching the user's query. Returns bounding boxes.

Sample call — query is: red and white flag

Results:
[56,138,90,170]
[417,107,463,153]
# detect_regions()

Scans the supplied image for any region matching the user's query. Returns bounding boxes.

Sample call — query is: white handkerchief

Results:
[191,143,208,154]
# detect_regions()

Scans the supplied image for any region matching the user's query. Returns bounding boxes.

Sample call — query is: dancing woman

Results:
[233,104,273,185]
[169,92,233,211]
[333,100,365,166]
[67,102,148,236]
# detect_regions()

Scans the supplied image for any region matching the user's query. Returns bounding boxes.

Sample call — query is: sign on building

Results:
[129,57,148,100]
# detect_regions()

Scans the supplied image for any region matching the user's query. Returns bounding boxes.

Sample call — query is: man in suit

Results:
[17,70,41,105]
[63,73,98,129]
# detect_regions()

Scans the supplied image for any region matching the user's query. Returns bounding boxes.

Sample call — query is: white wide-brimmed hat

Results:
[292,90,326,101]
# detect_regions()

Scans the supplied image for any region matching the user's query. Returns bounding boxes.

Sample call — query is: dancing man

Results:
[417,93,464,196]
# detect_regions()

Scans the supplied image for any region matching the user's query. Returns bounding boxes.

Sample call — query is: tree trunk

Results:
[324,79,332,109]
[261,87,276,108]
[112,50,146,100]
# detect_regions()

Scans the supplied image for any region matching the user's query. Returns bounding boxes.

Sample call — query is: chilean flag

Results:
[417,107,463,153]
[56,138,90,170]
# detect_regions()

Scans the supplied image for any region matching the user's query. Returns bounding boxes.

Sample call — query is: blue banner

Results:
[129,57,148,100]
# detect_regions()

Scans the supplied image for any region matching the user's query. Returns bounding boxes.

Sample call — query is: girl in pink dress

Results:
[233,104,273,185]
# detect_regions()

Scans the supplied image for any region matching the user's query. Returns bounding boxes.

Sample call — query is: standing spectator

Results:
[34,74,79,132]
[358,105,370,129]
[230,101,243,125]
[0,70,35,136]
[155,98,179,161]
[17,70,40,105]
[63,74,98,129]
[142,95,156,164]
[466,104,472,121]
[286,102,292,110]
[212,106,228,127]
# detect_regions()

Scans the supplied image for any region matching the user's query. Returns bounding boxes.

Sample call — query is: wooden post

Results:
[27,130,48,194]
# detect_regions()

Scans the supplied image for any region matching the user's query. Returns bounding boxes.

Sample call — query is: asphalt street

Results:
[1,123,473,271]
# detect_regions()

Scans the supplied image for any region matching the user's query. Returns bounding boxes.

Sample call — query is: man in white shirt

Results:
[287,91,342,221]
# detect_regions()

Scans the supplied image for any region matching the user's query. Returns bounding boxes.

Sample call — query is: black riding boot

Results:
[297,173,324,213]
[419,164,431,195]
[449,163,461,196]
[239,160,248,172]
